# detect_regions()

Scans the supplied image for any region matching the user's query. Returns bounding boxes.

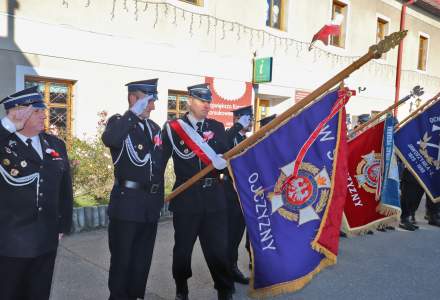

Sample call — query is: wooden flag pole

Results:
[350,85,424,137]
[396,92,440,129]
[165,30,408,203]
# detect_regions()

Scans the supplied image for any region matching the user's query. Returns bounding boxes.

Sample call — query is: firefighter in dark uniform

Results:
[0,86,73,300]
[223,106,253,285]
[102,79,164,300]
[425,196,440,226]
[400,167,422,231]
[400,167,440,230]
[162,83,234,300]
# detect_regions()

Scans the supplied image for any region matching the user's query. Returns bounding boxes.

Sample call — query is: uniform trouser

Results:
[426,197,440,216]
[0,250,57,300]
[228,204,246,267]
[225,182,250,267]
[400,179,425,220]
[108,218,158,300]
[172,211,234,294]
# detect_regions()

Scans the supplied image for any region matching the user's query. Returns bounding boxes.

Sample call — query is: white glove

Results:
[3,106,33,132]
[212,154,227,170]
[237,115,251,128]
[130,95,154,116]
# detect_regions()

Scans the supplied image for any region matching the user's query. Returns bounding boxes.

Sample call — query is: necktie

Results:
[26,138,33,148]
[142,120,152,140]
[26,137,41,159]
[196,122,203,135]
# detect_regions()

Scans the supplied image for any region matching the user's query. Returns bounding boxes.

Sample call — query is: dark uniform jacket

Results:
[224,123,245,211]
[0,124,73,258]
[102,110,164,223]
[162,114,232,214]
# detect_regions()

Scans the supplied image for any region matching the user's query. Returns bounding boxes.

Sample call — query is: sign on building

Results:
[253,57,273,83]
[205,77,253,128]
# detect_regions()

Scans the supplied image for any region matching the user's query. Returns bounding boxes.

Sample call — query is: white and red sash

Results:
[167,119,223,167]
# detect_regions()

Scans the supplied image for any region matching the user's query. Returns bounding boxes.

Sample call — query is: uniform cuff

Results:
[1,117,17,133]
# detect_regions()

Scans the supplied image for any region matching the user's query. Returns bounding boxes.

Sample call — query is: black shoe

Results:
[232,265,249,285]
[339,231,347,238]
[377,227,386,232]
[175,281,188,300]
[175,293,189,300]
[218,291,233,300]
[385,226,395,230]
[366,230,374,235]
[399,220,416,231]
[427,215,440,227]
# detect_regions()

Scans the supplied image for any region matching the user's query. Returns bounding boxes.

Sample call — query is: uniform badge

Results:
[8,140,17,147]
[203,131,215,142]
[184,148,189,154]
[355,151,381,193]
[5,147,11,154]
[180,140,185,145]
[269,162,331,226]
[2,159,10,166]
[153,134,162,147]
[20,160,28,168]
[10,169,19,176]
[138,144,143,150]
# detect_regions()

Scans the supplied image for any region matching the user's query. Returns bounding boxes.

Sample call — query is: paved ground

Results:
[51,210,440,300]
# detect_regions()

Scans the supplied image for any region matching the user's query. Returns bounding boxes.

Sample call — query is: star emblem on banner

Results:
[268,162,330,226]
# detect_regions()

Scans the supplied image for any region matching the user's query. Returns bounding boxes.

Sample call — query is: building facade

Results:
[1,0,439,137]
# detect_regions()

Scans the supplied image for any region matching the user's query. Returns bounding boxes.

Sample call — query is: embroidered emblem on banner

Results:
[419,130,440,170]
[355,151,381,193]
[269,162,330,226]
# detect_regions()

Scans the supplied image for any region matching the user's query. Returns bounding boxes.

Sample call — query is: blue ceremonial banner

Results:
[378,114,401,215]
[395,99,440,202]
[228,89,350,297]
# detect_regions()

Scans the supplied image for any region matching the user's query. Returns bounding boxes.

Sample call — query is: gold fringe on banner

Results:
[341,212,399,237]
[376,203,401,218]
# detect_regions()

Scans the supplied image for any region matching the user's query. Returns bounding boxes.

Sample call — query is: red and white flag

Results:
[309,14,344,51]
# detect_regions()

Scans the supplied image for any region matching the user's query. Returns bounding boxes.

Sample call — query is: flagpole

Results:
[350,85,424,137]
[396,91,440,129]
[165,30,408,203]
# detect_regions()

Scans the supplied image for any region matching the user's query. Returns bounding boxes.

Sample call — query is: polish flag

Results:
[309,14,344,51]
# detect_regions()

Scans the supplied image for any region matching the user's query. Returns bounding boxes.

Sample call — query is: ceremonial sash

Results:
[168,119,223,167]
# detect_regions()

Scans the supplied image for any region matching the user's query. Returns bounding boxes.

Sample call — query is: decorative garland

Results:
[56,0,440,88]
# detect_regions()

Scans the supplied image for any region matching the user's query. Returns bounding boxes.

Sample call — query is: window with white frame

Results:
[180,0,203,6]
[330,0,348,48]
[417,34,429,71]
[266,0,286,31]
[24,76,74,143]
[167,90,189,120]
[376,17,389,59]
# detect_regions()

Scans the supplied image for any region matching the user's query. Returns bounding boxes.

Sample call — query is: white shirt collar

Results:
[187,113,205,130]
[15,132,39,144]
[15,132,43,159]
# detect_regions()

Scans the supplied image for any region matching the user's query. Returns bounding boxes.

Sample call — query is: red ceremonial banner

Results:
[343,120,394,234]
[316,108,348,256]
[205,77,252,128]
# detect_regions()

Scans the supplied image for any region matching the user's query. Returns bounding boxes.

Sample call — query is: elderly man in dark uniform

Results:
[162,83,234,300]
[223,106,252,285]
[102,79,164,300]
[0,86,73,300]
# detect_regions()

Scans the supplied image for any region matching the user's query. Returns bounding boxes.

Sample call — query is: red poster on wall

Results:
[205,77,253,128]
